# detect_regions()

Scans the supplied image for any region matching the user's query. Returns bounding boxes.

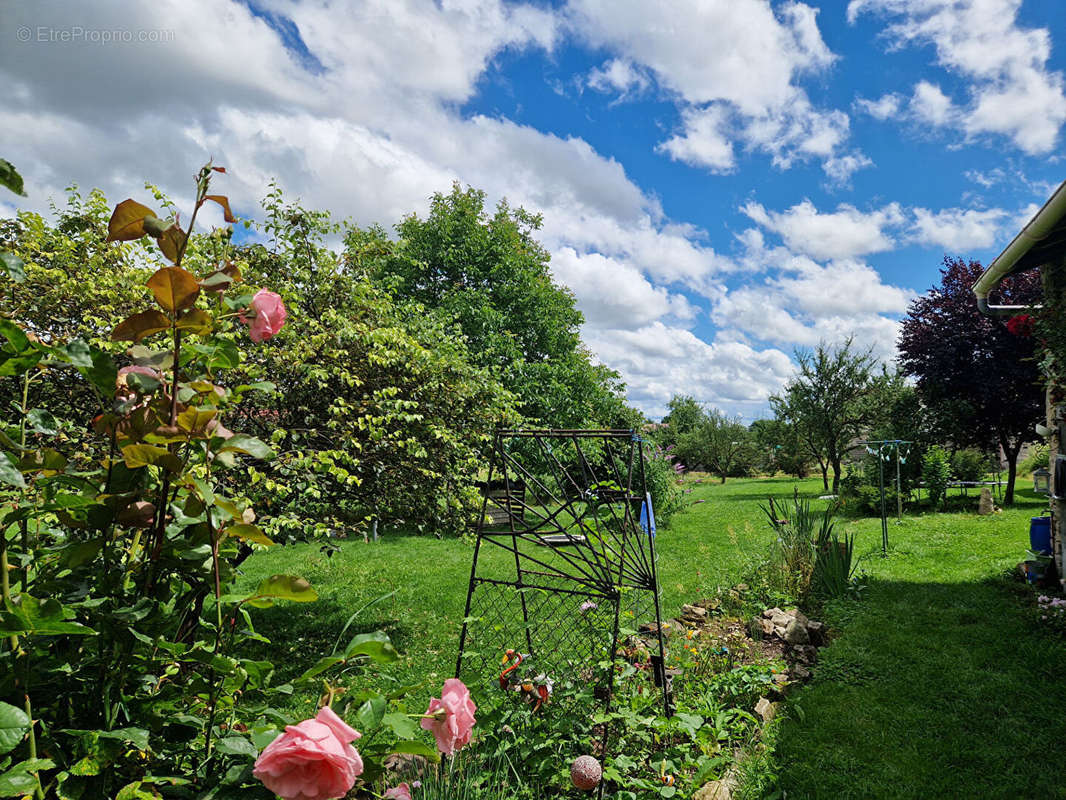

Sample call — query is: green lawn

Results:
[772,488,1066,799]
[235,474,822,714]
[238,475,1066,798]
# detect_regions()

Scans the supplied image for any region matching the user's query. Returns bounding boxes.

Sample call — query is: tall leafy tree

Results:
[660,394,704,448]
[897,256,1042,504]
[771,339,879,492]
[750,417,810,478]
[369,184,631,428]
[676,408,754,483]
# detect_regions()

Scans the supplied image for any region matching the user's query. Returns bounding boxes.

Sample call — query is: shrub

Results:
[642,443,685,528]
[922,446,952,507]
[951,448,992,483]
[1021,443,1050,475]
[849,484,902,516]
[0,167,456,797]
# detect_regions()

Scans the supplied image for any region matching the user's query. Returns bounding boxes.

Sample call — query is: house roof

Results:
[973,179,1066,309]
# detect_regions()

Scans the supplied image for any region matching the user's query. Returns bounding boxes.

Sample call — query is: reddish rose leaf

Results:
[106,199,156,243]
[156,225,186,264]
[199,270,233,292]
[147,267,200,313]
[211,166,227,173]
[175,309,212,335]
[204,195,237,223]
[111,310,171,342]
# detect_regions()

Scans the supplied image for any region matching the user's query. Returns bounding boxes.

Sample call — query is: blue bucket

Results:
[1030,516,1052,555]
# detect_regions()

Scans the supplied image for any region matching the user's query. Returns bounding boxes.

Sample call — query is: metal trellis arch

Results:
[454,428,672,740]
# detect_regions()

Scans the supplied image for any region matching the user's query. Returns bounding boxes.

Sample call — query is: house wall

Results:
[1048,388,1063,582]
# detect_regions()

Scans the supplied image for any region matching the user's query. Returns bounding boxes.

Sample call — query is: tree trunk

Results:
[1003,440,1022,506]
[831,457,842,493]
[719,472,727,484]
[819,463,828,492]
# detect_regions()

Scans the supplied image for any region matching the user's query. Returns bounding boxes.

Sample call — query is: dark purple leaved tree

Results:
[897,256,1043,504]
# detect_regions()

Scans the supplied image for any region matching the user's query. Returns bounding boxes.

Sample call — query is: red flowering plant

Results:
[1006,313,1035,337]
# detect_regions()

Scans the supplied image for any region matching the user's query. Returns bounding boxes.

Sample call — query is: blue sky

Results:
[2,0,1065,419]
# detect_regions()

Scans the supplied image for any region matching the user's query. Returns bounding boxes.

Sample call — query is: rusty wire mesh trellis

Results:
[454,429,671,764]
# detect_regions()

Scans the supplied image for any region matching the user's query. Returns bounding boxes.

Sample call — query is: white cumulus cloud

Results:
[849,0,1066,153]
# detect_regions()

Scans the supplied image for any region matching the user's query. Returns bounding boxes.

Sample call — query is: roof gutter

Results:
[973,180,1066,317]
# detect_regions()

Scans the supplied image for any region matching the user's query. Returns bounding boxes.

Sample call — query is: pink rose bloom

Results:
[253,706,363,800]
[242,289,287,342]
[384,783,413,800]
[421,679,476,756]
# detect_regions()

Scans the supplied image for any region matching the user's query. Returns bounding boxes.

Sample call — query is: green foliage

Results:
[749,417,810,478]
[660,395,704,448]
[231,189,518,537]
[771,339,880,493]
[951,447,992,483]
[641,442,685,528]
[760,492,848,603]
[922,446,952,508]
[676,408,756,484]
[841,480,903,517]
[0,166,456,798]
[3,180,644,542]
[0,159,25,197]
[1020,443,1050,475]
[811,532,858,601]
[367,184,634,430]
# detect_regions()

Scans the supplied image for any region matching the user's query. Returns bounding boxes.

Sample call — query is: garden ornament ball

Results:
[571,755,602,791]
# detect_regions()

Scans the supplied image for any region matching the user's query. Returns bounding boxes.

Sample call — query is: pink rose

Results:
[241,289,287,342]
[421,678,476,756]
[253,706,363,800]
[384,783,413,800]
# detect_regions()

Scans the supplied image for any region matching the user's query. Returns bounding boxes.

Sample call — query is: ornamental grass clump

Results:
[761,491,854,602]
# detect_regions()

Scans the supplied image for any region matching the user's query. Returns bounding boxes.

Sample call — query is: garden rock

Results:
[383,752,428,780]
[762,607,783,619]
[806,620,825,644]
[978,488,994,515]
[783,618,810,644]
[789,663,811,681]
[755,617,775,636]
[792,644,818,665]
[695,597,721,612]
[682,604,708,622]
[694,780,732,800]
[640,621,673,638]
[770,611,791,629]
[754,697,778,722]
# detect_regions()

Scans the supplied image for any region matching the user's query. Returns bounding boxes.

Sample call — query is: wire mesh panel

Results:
[455,429,670,749]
